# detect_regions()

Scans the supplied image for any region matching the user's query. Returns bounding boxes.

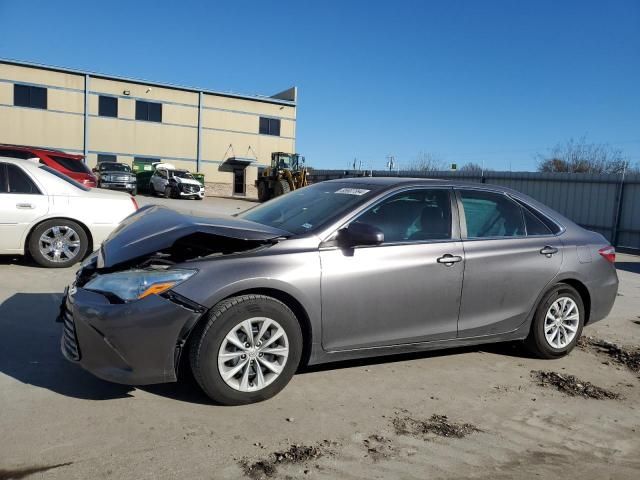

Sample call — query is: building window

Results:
[97,154,117,163]
[98,96,118,118]
[135,101,162,122]
[259,117,281,136]
[14,84,47,109]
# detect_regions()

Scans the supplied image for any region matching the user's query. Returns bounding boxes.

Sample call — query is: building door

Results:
[233,168,245,195]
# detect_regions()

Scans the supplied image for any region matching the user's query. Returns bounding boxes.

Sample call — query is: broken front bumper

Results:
[58,284,204,385]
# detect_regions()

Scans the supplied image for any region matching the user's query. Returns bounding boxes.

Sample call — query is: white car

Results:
[0,157,138,267]
[149,163,205,199]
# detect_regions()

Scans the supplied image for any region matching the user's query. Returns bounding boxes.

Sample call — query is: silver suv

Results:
[149,164,204,200]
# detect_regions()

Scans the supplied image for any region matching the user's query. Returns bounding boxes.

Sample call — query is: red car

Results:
[0,144,97,187]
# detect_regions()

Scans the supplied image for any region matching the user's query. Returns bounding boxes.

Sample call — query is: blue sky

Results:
[1,0,638,171]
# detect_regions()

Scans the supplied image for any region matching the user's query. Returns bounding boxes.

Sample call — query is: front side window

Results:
[98,96,118,118]
[6,164,41,194]
[14,84,47,109]
[259,117,281,136]
[459,190,525,238]
[356,189,452,243]
[135,101,162,122]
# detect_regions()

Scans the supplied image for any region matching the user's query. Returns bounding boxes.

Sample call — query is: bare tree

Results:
[459,162,484,173]
[537,137,631,174]
[408,152,445,172]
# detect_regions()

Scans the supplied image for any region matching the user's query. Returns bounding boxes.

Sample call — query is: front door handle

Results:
[437,254,463,266]
[540,246,558,257]
[16,203,35,209]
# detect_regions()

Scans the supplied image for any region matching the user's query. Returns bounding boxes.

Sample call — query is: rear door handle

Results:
[16,203,35,209]
[437,254,463,266]
[540,246,558,257]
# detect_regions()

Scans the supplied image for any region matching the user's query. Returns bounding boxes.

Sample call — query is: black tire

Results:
[164,186,172,199]
[189,294,303,405]
[257,181,271,202]
[28,219,89,268]
[524,284,584,359]
[273,179,291,197]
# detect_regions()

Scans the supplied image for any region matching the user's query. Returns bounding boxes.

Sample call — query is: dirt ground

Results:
[0,197,638,479]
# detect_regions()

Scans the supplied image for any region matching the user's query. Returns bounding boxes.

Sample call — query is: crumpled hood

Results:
[174,177,202,187]
[99,205,289,268]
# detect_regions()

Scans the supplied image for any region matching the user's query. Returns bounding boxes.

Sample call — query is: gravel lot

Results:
[1,196,639,479]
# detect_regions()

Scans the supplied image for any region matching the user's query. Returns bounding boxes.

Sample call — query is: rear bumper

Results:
[59,285,203,385]
[585,267,619,324]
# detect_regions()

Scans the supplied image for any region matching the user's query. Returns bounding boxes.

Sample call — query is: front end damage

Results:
[58,205,289,385]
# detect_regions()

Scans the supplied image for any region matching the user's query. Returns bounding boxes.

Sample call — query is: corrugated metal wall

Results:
[308,169,640,250]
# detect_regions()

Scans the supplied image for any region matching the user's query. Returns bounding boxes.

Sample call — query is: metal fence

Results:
[308,169,640,251]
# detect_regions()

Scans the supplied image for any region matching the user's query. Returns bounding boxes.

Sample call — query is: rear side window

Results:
[459,190,524,238]
[357,189,452,243]
[6,164,41,194]
[49,155,92,174]
[0,164,7,192]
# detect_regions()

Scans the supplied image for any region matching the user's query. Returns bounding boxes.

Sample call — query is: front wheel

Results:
[28,219,89,268]
[524,284,584,359]
[189,295,303,405]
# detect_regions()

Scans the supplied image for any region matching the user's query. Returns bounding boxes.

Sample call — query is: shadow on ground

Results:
[0,291,532,405]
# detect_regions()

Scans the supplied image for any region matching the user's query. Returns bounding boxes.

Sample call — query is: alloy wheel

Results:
[38,226,82,263]
[544,297,579,349]
[217,317,289,392]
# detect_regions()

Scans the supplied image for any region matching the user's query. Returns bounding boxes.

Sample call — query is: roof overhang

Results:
[224,157,257,166]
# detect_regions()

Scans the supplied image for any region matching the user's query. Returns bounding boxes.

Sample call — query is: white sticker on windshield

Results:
[335,188,370,196]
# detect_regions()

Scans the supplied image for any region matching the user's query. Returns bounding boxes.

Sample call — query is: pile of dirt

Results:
[393,414,480,439]
[578,336,640,374]
[363,434,397,461]
[531,370,620,399]
[240,442,329,479]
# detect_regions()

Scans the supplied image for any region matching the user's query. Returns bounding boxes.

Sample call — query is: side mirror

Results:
[336,222,384,248]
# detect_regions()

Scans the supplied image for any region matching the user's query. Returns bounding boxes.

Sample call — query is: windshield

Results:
[171,170,194,179]
[40,165,90,191]
[101,163,131,172]
[239,182,381,235]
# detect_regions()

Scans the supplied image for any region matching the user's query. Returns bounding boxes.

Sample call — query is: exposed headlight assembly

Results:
[84,269,196,302]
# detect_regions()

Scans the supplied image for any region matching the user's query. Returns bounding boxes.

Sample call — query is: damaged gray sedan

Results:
[59,178,618,405]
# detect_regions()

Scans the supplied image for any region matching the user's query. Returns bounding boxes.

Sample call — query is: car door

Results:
[320,187,464,351]
[0,163,49,252]
[455,188,563,337]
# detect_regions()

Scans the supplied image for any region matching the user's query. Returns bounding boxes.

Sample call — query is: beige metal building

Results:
[0,59,297,197]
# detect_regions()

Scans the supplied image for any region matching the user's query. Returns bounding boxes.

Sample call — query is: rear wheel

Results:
[524,284,584,358]
[257,181,270,202]
[28,219,89,268]
[274,179,291,197]
[189,295,303,405]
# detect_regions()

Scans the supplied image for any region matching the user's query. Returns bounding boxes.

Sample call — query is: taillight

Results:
[598,246,615,263]
[131,196,139,210]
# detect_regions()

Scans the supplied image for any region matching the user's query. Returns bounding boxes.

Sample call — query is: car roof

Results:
[0,144,83,159]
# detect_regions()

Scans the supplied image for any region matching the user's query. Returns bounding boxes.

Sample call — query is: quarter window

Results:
[98,96,118,117]
[14,84,47,109]
[356,189,452,243]
[259,117,281,136]
[522,207,552,236]
[135,101,162,122]
[0,164,7,193]
[6,164,41,194]
[459,190,525,238]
